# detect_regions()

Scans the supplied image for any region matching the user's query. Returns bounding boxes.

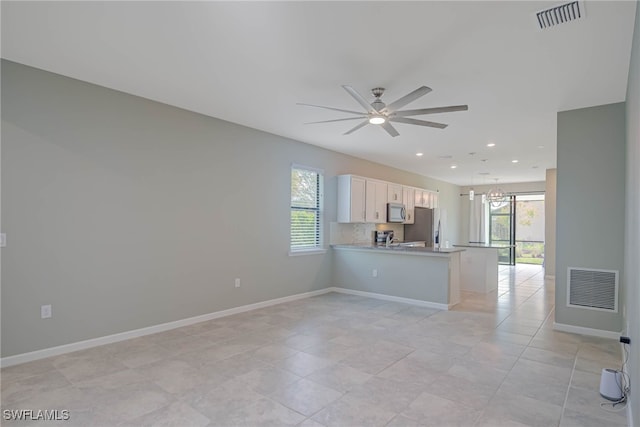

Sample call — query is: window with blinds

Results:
[290,165,323,252]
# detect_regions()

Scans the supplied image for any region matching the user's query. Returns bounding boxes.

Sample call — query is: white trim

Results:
[0,288,332,368]
[544,275,555,280]
[288,248,327,257]
[329,286,450,311]
[291,163,325,176]
[553,322,622,339]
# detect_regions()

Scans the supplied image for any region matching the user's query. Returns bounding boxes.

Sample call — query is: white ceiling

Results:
[2,1,636,186]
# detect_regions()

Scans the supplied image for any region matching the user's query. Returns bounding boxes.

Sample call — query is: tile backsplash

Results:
[329,222,404,245]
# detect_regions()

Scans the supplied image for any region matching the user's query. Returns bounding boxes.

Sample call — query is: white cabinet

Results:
[428,192,439,208]
[414,189,428,208]
[365,179,388,223]
[337,174,436,224]
[337,175,366,223]
[387,183,403,203]
[403,186,415,224]
[415,189,438,208]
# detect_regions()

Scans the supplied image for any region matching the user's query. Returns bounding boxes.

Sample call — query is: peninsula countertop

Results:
[454,243,516,249]
[331,243,464,257]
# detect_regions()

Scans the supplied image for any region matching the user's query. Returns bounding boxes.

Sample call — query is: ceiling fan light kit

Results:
[299,85,468,137]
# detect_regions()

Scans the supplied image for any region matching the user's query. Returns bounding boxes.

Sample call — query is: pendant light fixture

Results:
[486,178,507,207]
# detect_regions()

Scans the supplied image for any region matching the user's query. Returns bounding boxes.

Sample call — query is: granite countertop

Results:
[331,243,464,255]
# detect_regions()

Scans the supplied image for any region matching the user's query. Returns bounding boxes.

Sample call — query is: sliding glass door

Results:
[489,193,545,266]
[515,194,545,265]
[489,196,516,265]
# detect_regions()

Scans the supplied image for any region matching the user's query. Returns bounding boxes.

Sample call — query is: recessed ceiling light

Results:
[512,159,519,163]
[450,165,458,169]
[487,143,496,147]
[416,152,424,157]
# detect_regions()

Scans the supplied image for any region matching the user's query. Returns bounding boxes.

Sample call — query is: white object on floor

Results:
[600,368,623,401]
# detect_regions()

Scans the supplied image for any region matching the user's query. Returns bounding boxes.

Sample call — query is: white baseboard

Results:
[329,287,450,311]
[0,288,332,368]
[553,322,621,339]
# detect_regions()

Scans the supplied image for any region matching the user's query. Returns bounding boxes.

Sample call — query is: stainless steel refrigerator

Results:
[404,207,434,246]
[404,207,447,247]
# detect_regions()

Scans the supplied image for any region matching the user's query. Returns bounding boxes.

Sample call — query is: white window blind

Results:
[290,165,323,252]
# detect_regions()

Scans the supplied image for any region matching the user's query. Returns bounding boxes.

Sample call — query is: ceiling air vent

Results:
[535,1,585,30]
[567,267,618,312]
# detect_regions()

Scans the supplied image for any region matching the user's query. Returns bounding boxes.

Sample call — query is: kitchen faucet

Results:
[386,233,394,247]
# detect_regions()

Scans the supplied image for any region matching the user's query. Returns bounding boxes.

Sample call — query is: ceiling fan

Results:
[298,85,468,137]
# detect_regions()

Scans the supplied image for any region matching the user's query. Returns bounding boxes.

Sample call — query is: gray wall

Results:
[624,2,640,422]
[0,60,460,358]
[544,169,556,277]
[555,103,625,333]
[332,250,453,305]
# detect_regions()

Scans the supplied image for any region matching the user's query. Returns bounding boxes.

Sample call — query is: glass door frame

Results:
[489,195,516,265]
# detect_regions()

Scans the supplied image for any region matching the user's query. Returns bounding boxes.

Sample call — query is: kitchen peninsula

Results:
[331,244,464,309]
[454,244,513,293]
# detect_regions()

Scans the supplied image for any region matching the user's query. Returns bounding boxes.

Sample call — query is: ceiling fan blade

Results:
[305,116,367,124]
[343,120,370,135]
[297,103,366,115]
[342,85,377,113]
[393,105,469,117]
[381,121,400,137]
[383,86,432,113]
[390,117,448,129]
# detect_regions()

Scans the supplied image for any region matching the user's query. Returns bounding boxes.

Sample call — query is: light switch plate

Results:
[0,233,5,248]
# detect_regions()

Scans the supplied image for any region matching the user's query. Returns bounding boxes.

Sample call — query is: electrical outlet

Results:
[41,305,52,319]
[372,269,378,278]
[234,278,241,288]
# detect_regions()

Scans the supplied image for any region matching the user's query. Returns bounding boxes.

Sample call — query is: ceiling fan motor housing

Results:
[371,87,385,98]
[371,88,386,112]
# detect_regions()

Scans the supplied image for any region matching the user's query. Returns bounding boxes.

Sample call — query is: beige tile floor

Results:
[1,265,628,426]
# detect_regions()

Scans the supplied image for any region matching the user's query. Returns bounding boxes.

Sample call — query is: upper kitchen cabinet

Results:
[337,174,435,224]
[365,179,388,223]
[337,175,366,223]
[403,186,415,224]
[387,183,403,204]
[415,189,438,208]
[414,189,428,208]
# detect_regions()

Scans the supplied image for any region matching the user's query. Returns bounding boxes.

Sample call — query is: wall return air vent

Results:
[535,1,586,30]
[567,267,618,312]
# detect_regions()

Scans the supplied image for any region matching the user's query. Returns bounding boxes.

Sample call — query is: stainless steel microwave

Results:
[387,203,406,223]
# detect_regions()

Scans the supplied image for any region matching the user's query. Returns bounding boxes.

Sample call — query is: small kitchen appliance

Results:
[387,203,406,223]
[374,230,394,246]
